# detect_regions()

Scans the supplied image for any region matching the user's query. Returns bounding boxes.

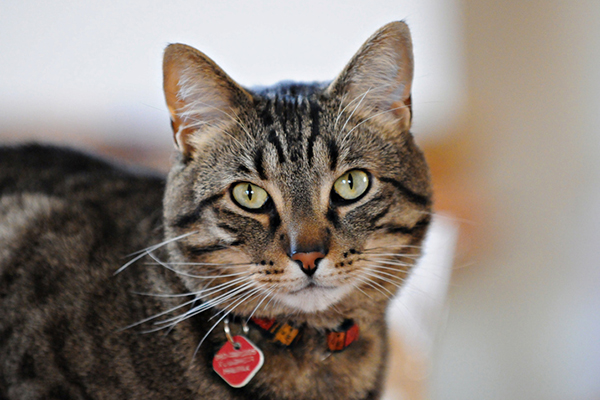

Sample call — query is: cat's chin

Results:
[276,284,353,313]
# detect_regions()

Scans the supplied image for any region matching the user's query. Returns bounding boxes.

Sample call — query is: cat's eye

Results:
[231,182,270,210]
[333,170,370,201]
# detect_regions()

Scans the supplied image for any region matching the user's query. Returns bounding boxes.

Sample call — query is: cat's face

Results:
[162,22,431,320]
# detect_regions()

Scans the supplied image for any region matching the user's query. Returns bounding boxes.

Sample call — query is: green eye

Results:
[232,182,269,210]
[333,170,370,201]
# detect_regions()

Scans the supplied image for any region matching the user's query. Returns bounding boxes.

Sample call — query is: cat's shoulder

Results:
[0,144,166,262]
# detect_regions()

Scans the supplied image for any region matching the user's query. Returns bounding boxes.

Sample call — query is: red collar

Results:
[250,317,359,352]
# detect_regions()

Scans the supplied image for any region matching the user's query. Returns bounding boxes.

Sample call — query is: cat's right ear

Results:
[327,21,414,134]
[163,44,252,158]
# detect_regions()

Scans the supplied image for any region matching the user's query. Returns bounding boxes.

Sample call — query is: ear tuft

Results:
[328,21,414,133]
[163,44,251,157]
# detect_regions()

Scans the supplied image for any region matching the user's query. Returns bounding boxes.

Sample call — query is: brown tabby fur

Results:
[0,21,432,399]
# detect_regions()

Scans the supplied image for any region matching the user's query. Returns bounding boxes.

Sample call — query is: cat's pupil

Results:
[246,184,253,201]
[348,173,354,190]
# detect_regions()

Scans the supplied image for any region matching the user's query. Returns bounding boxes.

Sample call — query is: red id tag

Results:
[213,335,264,388]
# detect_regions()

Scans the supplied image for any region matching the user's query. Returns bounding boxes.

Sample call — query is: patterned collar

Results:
[250,317,359,352]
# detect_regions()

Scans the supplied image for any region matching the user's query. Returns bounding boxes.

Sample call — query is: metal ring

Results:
[223,318,235,345]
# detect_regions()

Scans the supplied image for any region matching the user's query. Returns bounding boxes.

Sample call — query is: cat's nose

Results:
[292,251,326,277]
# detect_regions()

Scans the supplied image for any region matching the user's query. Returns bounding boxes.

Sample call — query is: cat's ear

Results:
[163,44,252,157]
[328,21,414,133]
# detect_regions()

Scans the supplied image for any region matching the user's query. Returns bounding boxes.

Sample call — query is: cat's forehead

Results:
[244,102,338,196]
[254,95,328,161]
[246,85,377,175]
[189,82,402,201]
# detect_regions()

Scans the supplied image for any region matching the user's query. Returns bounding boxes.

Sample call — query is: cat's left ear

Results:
[163,44,252,157]
[328,21,414,133]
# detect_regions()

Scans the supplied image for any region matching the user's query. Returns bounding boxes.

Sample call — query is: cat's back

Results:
[1,143,163,219]
[0,144,165,256]
[0,143,166,280]
[0,143,164,199]
[0,144,168,399]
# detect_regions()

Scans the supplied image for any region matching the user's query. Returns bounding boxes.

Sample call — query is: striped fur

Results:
[1,21,432,399]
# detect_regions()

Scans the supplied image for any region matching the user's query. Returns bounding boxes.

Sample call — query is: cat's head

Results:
[161,21,432,323]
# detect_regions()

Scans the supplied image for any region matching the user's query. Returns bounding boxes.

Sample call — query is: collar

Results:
[250,317,359,352]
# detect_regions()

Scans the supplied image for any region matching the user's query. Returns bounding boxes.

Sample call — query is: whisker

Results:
[191,285,263,364]
[362,245,423,252]
[117,296,198,332]
[362,258,414,268]
[124,231,198,258]
[147,252,251,279]
[254,286,280,317]
[363,267,442,302]
[135,275,254,299]
[193,276,255,297]
[333,93,348,132]
[148,261,251,267]
[363,256,414,264]
[116,231,198,275]
[363,267,405,283]
[178,95,254,144]
[335,82,395,135]
[340,88,371,136]
[131,291,197,299]
[350,281,374,300]
[359,271,397,297]
[362,252,421,258]
[141,288,253,335]
[208,285,265,321]
[334,89,368,132]
[354,276,394,300]
[156,281,256,327]
[184,115,246,148]
[343,104,408,141]
[362,262,411,274]
[246,285,279,322]
[363,267,407,286]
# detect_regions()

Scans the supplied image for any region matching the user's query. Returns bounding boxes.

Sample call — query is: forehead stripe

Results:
[267,129,286,164]
[253,147,267,180]
[306,100,322,164]
[327,139,339,171]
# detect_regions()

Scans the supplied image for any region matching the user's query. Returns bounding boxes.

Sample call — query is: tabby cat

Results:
[0,21,431,399]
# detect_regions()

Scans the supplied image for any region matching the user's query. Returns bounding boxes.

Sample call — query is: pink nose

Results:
[292,252,326,276]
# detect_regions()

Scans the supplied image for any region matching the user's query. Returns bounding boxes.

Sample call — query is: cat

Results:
[0,21,432,400]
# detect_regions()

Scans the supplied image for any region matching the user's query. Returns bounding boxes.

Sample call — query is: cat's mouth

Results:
[277,282,353,312]
[289,281,336,295]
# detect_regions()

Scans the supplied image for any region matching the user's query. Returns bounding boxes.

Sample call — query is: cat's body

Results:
[0,22,432,399]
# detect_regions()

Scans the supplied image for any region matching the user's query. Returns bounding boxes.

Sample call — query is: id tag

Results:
[213,335,264,388]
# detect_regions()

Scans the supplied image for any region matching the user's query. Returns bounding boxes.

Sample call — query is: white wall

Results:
[0,0,465,147]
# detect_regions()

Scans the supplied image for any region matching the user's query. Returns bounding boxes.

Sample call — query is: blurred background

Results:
[1,1,599,399]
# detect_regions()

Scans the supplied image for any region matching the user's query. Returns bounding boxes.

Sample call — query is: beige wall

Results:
[431,1,600,399]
